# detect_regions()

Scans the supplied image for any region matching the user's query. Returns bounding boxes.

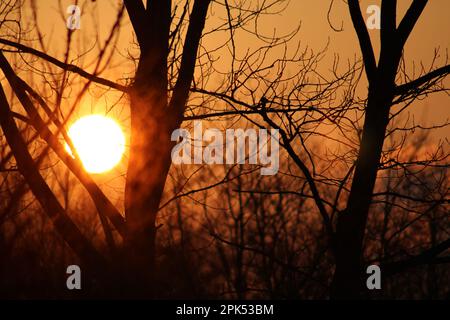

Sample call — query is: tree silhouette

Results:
[0,0,448,299]
[331,0,450,298]
[192,0,449,299]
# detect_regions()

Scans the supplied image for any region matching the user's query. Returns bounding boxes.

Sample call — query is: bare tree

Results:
[0,0,448,299]
[330,0,449,298]
[0,0,302,296]
[194,0,449,299]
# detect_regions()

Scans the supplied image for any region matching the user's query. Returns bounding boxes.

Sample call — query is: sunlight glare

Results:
[66,115,125,174]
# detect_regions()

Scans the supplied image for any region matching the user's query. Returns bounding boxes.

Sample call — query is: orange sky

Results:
[22,0,450,141]
[3,0,446,211]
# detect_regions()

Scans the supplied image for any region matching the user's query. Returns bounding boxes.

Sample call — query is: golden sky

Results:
[23,0,450,140]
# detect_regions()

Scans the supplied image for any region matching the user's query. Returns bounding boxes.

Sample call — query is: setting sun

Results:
[66,115,125,173]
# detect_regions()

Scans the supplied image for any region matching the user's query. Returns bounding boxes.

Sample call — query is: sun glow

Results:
[66,115,125,174]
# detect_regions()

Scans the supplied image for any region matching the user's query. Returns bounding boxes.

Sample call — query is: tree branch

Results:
[347,0,377,81]
[168,0,211,124]
[0,38,128,92]
[397,0,428,47]
[123,0,147,46]
[0,51,127,239]
[383,237,450,276]
[395,64,450,96]
[257,102,335,249]
[0,83,106,270]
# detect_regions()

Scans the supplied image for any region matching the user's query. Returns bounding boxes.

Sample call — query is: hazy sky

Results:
[25,0,450,140]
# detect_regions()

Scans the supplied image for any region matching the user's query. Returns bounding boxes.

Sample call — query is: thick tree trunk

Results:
[123,94,176,295]
[331,84,392,299]
[120,0,210,297]
[122,64,175,295]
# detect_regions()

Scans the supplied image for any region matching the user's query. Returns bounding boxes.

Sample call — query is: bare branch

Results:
[397,0,429,47]
[347,0,377,81]
[0,82,106,270]
[0,38,128,92]
[169,0,211,123]
[395,64,450,96]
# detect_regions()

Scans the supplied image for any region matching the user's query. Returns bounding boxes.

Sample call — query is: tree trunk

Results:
[123,58,175,296]
[120,0,210,297]
[331,84,392,299]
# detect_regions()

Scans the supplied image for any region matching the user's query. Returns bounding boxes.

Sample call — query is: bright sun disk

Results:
[66,115,125,174]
